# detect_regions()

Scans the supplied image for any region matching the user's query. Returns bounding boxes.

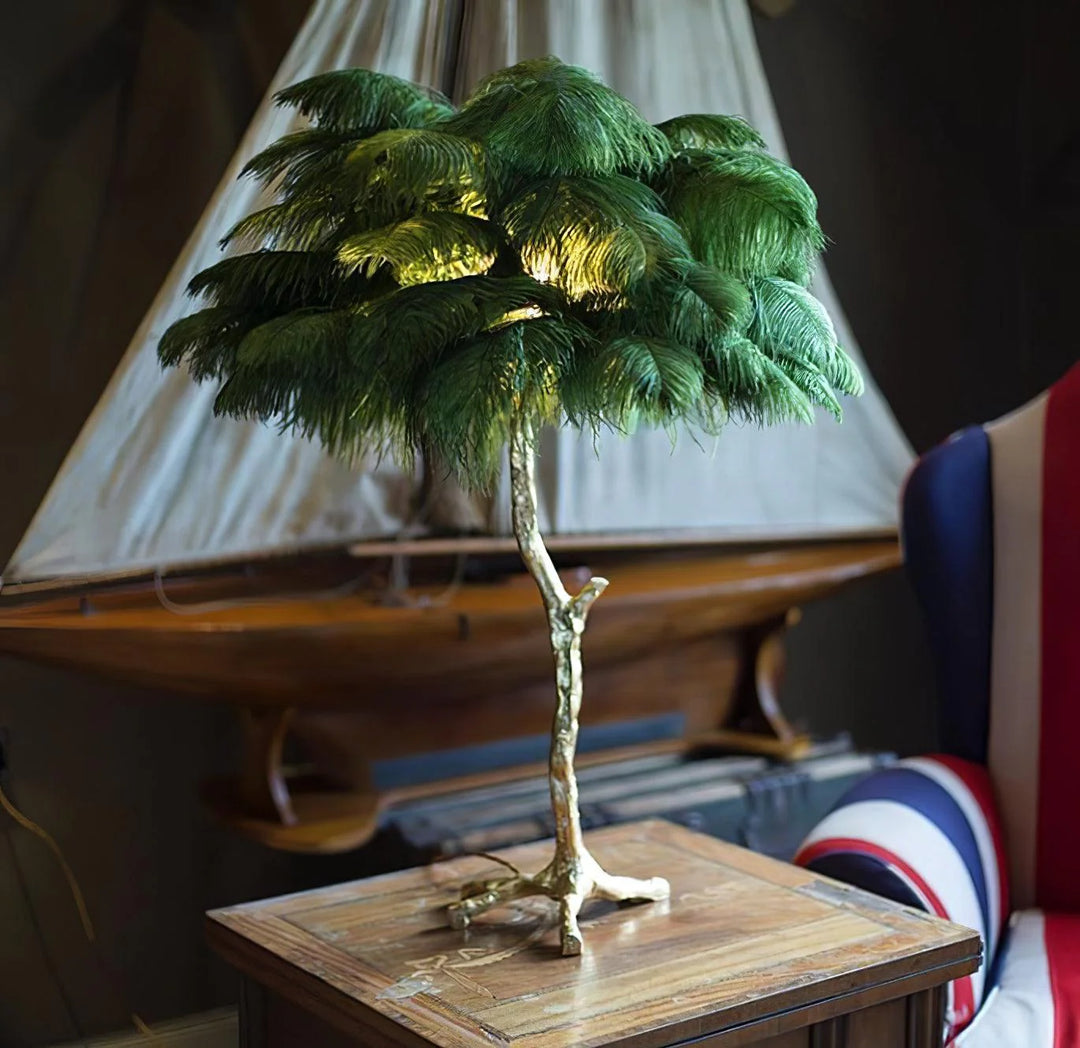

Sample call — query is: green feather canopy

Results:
[160,56,862,488]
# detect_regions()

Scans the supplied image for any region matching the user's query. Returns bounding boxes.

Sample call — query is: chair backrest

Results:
[903,362,1080,912]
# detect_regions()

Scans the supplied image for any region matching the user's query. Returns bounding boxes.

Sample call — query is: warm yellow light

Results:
[527,257,556,284]
[522,225,641,303]
[398,247,496,285]
[498,305,545,325]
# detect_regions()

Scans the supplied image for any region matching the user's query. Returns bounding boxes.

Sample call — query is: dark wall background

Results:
[755,0,1080,754]
[1,1,1077,1043]
[0,3,322,1043]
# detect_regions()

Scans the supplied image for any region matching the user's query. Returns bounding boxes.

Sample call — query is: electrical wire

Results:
[3,829,86,1045]
[0,782,94,941]
[0,780,157,1041]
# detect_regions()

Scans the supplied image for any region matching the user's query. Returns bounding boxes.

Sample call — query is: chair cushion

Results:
[957,910,1080,1047]
[794,755,1009,1040]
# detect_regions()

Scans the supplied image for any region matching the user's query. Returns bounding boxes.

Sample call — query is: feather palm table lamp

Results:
[159,56,862,956]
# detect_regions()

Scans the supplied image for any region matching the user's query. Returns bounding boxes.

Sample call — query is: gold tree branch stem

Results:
[508,416,571,610]
[446,414,668,956]
[509,414,603,860]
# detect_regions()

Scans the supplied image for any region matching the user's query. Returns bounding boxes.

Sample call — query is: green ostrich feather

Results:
[160,56,862,487]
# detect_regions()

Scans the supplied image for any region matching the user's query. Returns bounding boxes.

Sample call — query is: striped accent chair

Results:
[794,362,1080,1046]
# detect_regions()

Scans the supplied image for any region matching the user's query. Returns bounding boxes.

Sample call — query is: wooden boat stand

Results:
[0,538,900,854]
[203,605,809,853]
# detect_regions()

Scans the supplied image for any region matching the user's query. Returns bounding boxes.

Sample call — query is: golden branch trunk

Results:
[446,415,669,955]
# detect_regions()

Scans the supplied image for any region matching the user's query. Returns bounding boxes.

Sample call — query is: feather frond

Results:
[221,196,346,251]
[446,58,671,179]
[747,276,863,399]
[240,128,363,191]
[501,175,690,300]
[704,337,815,426]
[213,307,407,462]
[337,213,501,284]
[680,263,752,329]
[160,56,859,486]
[341,128,484,211]
[564,336,706,432]
[157,307,254,380]
[664,150,824,284]
[417,318,576,484]
[655,114,765,152]
[274,68,453,133]
[187,251,349,310]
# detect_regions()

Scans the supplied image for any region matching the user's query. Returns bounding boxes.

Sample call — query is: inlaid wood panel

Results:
[210,821,979,1048]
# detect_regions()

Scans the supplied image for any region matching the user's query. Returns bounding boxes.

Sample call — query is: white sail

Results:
[2,0,457,584]
[3,0,912,584]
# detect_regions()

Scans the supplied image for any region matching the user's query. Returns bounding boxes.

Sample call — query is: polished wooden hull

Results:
[0,540,899,708]
[0,538,901,851]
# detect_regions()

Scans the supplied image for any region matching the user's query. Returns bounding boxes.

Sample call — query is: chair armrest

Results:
[793,755,1010,1039]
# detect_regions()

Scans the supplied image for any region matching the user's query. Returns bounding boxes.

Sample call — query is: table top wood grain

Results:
[208,820,980,1048]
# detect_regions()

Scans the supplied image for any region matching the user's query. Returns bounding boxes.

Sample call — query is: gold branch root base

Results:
[446,847,670,956]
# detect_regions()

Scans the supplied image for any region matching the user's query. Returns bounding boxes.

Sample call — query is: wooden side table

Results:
[208,820,980,1047]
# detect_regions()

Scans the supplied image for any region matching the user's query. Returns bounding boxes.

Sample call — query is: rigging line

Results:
[150,550,467,616]
[413,551,467,607]
[3,828,87,1045]
[0,782,158,1041]
[152,565,377,615]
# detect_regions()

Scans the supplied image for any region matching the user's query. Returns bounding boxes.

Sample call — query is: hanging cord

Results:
[3,829,86,1044]
[385,549,469,609]
[0,784,94,941]
[152,565,376,616]
[152,542,469,616]
[0,779,157,1040]
[151,451,479,617]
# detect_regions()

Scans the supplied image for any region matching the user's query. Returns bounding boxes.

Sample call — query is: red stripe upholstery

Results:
[1039,366,1080,910]
[799,364,1080,1047]
[1047,913,1080,1048]
[931,754,1011,933]
[793,757,998,1037]
[956,910,1080,1047]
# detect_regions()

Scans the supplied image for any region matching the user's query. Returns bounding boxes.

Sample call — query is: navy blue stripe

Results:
[805,853,925,913]
[838,767,991,941]
[902,426,993,765]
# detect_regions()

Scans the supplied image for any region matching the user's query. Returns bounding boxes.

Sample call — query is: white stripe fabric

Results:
[985,393,1048,909]
[801,798,988,1007]
[955,911,1054,1048]
[904,756,1004,954]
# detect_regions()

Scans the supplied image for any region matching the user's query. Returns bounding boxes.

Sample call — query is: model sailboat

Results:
[0,0,910,852]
